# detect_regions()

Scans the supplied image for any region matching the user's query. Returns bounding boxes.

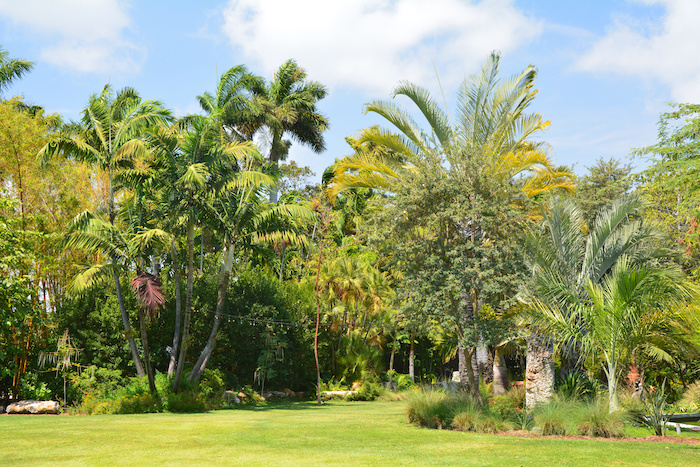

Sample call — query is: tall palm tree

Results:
[248,59,329,202]
[39,85,172,376]
[327,52,573,199]
[197,64,264,144]
[520,194,676,408]
[0,46,33,96]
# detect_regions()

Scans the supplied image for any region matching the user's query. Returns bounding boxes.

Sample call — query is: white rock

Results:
[6,400,59,414]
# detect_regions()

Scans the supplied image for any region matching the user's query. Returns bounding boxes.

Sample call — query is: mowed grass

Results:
[2,401,699,466]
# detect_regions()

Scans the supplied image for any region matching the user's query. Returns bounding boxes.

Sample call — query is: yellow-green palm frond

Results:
[69,262,117,295]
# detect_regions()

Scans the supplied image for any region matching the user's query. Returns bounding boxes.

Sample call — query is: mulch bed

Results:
[498,430,700,444]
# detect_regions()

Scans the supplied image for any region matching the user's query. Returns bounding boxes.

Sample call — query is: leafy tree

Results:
[365,148,528,401]
[634,103,700,276]
[575,157,633,226]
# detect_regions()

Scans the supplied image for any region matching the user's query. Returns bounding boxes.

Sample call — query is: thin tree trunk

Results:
[409,332,415,382]
[167,244,182,377]
[138,308,157,394]
[314,241,324,406]
[114,268,145,377]
[278,244,287,281]
[492,350,510,395]
[173,219,195,391]
[188,240,234,383]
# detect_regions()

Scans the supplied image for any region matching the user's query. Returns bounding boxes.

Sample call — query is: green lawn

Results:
[2,401,699,466]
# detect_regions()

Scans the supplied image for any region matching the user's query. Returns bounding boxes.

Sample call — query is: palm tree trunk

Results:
[114,268,145,377]
[138,308,157,394]
[188,240,235,383]
[167,244,182,377]
[525,333,554,410]
[606,359,619,413]
[173,219,195,391]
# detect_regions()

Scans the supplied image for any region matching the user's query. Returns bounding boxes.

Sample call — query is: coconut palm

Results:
[528,258,693,411]
[39,85,172,376]
[327,52,573,199]
[520,194,677,408]
[0,46,33,95]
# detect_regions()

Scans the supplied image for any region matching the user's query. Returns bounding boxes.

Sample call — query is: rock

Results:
[6,400,59,414]
[224,391,241,405]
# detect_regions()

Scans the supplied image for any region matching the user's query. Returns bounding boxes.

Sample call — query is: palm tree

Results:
[0,46,33,96]
[520,194,676,408]
[65,210,170,393]
[186,159,316,383]
[39,85,172,376]
[327,52,573,199]
[528,258,693,411]
[197,64,264,144]
[248,59,329,202]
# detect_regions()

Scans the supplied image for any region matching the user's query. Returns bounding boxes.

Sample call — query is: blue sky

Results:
[1,0,698,181]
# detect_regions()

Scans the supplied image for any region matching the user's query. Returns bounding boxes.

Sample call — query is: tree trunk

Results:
[167,244,182,377]
[607,359,619,413]
[138,308,157,394]
[114,268,145,377]
[475,341,494,384]
[314,241,324,406]
[173,220,195,391]
[188,240,234,383]
[525,333,554,410]
[492,350,510,395]
[408,332,415,382]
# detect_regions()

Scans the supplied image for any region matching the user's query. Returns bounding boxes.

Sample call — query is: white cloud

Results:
[0,0,142,73]
[221,0,543,95]
[573,0,700,102]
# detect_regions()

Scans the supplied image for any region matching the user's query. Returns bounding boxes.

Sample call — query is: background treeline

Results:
[2,46,700,414]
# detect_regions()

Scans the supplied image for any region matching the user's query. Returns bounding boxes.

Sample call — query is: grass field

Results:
[2,401,699,466]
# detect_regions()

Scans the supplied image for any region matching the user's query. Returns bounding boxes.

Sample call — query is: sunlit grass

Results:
[2,401,699,466]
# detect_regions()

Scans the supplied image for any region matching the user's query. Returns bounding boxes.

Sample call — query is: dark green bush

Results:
[167,391,208,413]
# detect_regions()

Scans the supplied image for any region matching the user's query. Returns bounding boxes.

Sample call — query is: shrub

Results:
[489,386,525,421]
[118,393,161,414]
[478,414,513,434]
[675,381,700,413]
[346,381,382,401]
[576,399,626,438]
[19,372,52,400]
[556,371,598,401]
[167,391,208,413]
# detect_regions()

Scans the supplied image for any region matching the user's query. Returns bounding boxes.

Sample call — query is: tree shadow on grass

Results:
[219,400,347,412]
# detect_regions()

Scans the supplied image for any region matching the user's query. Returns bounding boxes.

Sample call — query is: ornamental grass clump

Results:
[532,398,580,435]
[576,399,626,438]
[406,390,474,429]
